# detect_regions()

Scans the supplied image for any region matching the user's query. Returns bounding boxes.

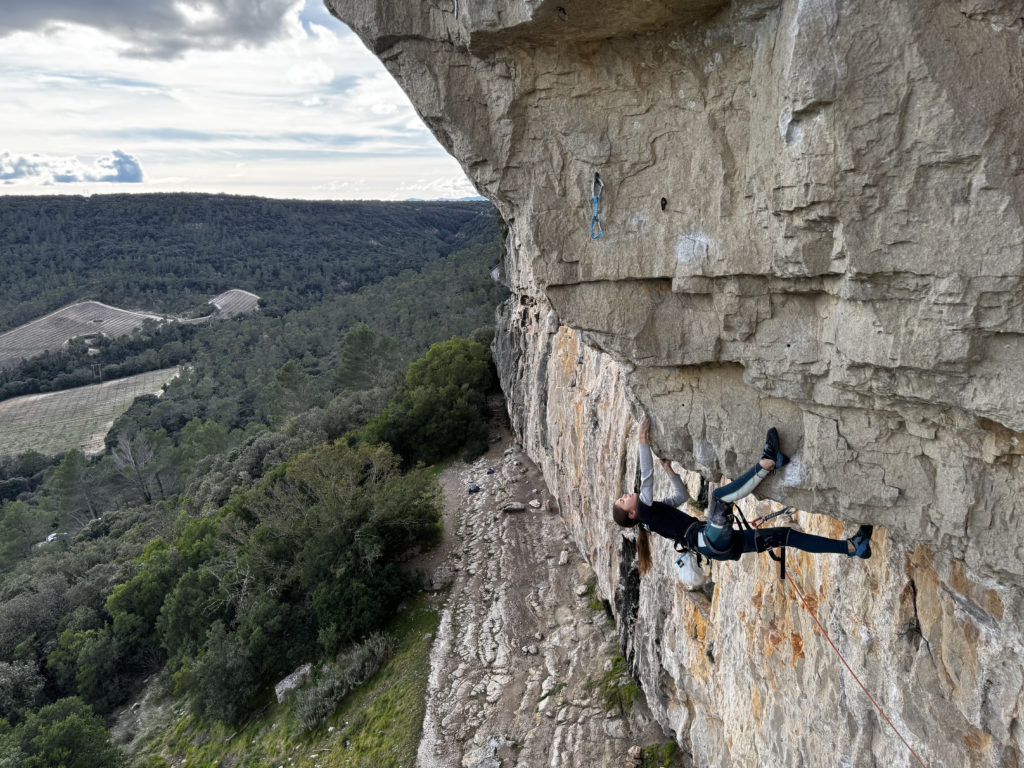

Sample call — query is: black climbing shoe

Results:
[848,525,873,559]
[707,496,734,528]
[761,427,789,469]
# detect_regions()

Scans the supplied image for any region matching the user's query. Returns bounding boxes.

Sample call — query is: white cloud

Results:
[173,1,219,26]
[0,0,304,60]
[396,175,482,200]
[0,1,476,200]
[0,150,144,185]
[286,60,334,86]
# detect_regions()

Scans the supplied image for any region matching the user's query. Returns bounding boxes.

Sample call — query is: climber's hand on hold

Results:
[638,415,651,444]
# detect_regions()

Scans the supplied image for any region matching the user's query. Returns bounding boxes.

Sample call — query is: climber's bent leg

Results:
[714,463,771,504]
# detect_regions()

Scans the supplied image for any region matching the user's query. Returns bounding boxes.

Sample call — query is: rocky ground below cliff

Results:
[414,425,681,768]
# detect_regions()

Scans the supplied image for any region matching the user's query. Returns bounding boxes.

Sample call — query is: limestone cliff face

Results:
[328,1,1024,765]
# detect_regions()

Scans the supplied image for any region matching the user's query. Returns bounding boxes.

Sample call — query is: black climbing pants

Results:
[700,525,849,560]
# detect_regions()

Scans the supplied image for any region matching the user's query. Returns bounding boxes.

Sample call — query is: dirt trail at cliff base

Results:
[415,428,677,768]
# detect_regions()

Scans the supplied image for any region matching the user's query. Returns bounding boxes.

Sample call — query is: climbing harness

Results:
[736,505,787,580]
[669,501,787,571]
[685,500,790,578]
[590,172,604,240]
[698,501,746,562]
[673,520,705,568]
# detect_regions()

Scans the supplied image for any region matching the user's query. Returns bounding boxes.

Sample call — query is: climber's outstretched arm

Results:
[660,458,688,507]
[637,416,654,506]
[637,416,687,507]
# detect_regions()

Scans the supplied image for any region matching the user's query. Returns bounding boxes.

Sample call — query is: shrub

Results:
[294,632,397,731]
[365,337,495,466]
[0,718,25,768]
[0,661,44,723]
[362,631,397,661]
[105,538,179,657]
[642,742,678,767]
[0,575,69,663]
[156,566,225,664]
[55,625,139,714]
[162,439,439,721]
[311,564,417,655]
[176,621,258,724]
[17,697,122,768]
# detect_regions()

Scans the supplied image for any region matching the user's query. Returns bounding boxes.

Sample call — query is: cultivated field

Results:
[0,301,167,370]
[0,367,181,458]
[0,290,261,370]
[209,289,261,318]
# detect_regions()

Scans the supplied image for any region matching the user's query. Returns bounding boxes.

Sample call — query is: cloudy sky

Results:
[0,0,478,200]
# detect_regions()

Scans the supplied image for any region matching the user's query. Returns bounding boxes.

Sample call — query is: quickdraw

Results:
[590,172,604,239]
[750,505,795,527]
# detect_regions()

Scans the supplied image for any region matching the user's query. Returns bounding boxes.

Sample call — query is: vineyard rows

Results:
[0,290,260,370]
[209,289,261,318]
[0,301,166,370]
[0,367,182,458]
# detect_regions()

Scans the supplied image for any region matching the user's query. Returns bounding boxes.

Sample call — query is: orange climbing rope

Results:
[781,562,930,768]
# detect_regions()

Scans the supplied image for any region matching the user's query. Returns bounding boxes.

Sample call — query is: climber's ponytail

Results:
[637,526,652,574]
[613,501,652,575]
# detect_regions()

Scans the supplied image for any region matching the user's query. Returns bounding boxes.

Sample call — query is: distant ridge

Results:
[404,196,488,202]
[0,289,260,371]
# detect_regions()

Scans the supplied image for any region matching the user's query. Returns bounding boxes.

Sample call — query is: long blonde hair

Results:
[612,502,653,574]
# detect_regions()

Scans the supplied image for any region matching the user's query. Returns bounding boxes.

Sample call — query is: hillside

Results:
[0,194,493,332]
[0,196,509,767]
[113,430,674,767]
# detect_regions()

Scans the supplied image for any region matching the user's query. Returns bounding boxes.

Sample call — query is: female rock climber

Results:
[612,416,873,574]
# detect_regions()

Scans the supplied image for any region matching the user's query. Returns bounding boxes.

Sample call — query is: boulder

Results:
[274,662,312,704]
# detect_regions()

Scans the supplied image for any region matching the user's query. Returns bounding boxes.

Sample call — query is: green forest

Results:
[0,194,508,767]
[0,194,494,331]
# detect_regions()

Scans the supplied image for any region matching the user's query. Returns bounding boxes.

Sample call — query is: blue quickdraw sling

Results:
[590,172,604,239]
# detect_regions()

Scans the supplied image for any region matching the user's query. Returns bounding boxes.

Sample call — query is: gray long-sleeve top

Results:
[636,444,698,542]
[638,443,688,507]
